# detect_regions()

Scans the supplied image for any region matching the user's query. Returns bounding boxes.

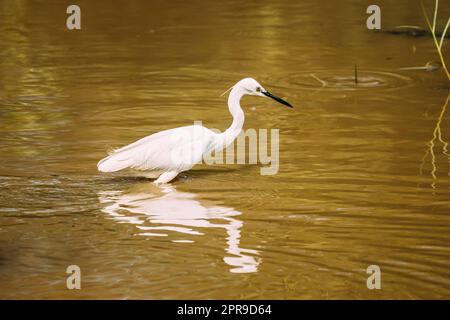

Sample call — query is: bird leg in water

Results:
[154,171,179,185]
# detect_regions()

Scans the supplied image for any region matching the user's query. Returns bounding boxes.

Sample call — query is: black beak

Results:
[262,91,293,108]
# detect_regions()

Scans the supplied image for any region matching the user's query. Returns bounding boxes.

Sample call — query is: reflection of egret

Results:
[98,183,260,273]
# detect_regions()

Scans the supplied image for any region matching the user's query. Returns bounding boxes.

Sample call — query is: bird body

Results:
[98,125,217,172]
[97,78,292,184]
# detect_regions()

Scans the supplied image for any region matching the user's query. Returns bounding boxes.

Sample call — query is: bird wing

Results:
[97,125,217,173]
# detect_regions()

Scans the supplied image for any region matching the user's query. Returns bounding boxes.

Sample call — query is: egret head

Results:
[236,77,293,108]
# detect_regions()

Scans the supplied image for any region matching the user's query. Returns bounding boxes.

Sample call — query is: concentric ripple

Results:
[265,70,414,92]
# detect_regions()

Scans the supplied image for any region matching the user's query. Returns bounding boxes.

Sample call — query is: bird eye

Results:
[256,87,261,92]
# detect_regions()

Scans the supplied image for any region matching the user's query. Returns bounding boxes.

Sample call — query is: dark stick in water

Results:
[354,64,358,85]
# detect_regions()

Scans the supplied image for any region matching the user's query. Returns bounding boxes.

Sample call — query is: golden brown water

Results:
[1,0,450,299]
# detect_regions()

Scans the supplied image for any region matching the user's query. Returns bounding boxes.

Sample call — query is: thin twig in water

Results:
[310,73,327,87]
[354,64,358,85]
[420,0,450,82]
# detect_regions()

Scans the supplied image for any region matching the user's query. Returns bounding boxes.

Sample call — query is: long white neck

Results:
[221,86,245,147]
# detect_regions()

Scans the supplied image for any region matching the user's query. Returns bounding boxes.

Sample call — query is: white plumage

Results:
[97,77,292,184]
[98,125,217,172]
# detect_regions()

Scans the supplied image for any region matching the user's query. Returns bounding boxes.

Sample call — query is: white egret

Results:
[97,77,293,184]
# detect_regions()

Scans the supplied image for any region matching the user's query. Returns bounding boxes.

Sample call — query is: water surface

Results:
[1,0,450,299]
